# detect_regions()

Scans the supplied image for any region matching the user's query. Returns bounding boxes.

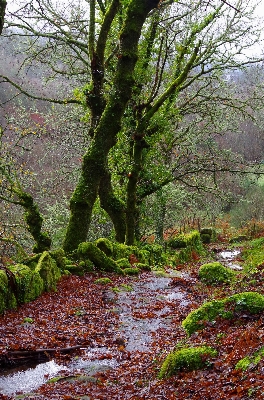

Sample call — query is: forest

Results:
[0,0,264,398]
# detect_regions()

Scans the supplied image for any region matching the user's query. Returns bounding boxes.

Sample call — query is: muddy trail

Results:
[0,249,264,399]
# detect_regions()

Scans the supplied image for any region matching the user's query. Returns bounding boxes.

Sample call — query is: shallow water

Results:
[218,249,243,270]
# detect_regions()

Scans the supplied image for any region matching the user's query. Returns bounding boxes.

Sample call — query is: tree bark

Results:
[63,0,160,253]
[98,169,126,243]
[125,139,145,245]
[0,0,6,35]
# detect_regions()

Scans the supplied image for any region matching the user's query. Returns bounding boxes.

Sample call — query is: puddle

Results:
[0,273,190,395]
[217,249,243,271]
[0,360,68,396]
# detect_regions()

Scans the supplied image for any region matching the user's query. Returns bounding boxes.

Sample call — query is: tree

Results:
[0,0,6,35]
[0,0,263,253]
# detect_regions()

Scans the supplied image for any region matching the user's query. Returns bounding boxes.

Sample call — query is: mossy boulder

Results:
[200,228,216,243]
[116,258,131,269]
[123,267,139,275]
[159,346,217,379]
[135,263,151,271]
[0,269,17,314]
[35,251,61,291]
[8,264,44,303]
[95,238,113,257]
[167,234,187,249]
[49,248,66,269]
[78,242,122,274]
[182,291,264,336]
[198,262,234,285]
[172,231,205,264]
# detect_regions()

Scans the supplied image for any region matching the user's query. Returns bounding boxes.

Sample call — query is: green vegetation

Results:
[159,346,217,379]
[182,292,264,336]
[94,277,113,285]
[242,237,264,273]
[235,346,264,371]
[198,262,235,285]
[123,268,139,276]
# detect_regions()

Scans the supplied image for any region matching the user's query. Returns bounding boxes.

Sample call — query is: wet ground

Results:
[0,249,242,397]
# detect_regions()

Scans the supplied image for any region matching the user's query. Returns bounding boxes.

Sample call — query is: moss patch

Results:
[123,267,139,275]
[159,346,217,379]
[35,251,61,292]
[8,264,44,303]
[235,346,264,371]
[78,242,122,274]
[182,291,264,336]
[198,262,234,285]
[94,277,113,285]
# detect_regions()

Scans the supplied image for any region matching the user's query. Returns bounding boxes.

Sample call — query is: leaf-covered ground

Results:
[0,249,264,399]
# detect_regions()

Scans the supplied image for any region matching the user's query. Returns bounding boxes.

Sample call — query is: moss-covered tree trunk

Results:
[98,169,126,243]
[0,0,6,35]
[19,192,52,252]
[125,139,145,245]
[63,0,160,253]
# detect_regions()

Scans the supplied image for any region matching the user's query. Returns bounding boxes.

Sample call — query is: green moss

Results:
[8,264,44,303]
[200,233,211,244]
[167,235,187,249]
[242,237,264,272]
[65,264,85,276]
[135,262,151,271]
[94,277,112,285]
[0,270,16,314]
[235,346,264,371]
[159,346,217,379]
[78,242,122,274]
[116,258,131,269]
[35,251,61,292]
[123,267,139,275]
[95,238,113,257]
[198,262,234,285]
[49,248,66,269]
[182,291,264,336]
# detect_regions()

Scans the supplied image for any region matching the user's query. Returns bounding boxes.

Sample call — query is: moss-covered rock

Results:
[95,238,113,257]
[168,231,205,264]
[94,277,113,285]
[200,228,216,243]
[123,267,139,275]
[78,242,123,274]
[35,251,61,291]
[0,269,17,314]
[167,235,187,249]
[8,264,44,303]
[135,263,151,271]
[64,264,85,276]
[159,346,217,379]
[49,248,66,270]
[182,291,264,336]
[198,262,234,285]
[116,258,131,269]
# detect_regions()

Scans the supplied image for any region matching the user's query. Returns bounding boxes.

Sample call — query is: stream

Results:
[0,249,241,397]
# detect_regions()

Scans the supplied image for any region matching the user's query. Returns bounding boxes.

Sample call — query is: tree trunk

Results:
[99,169,126,243]
[125,139,145,245]
[63,0,160,253]
[0,0,6,35]
[19,192,51,253]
